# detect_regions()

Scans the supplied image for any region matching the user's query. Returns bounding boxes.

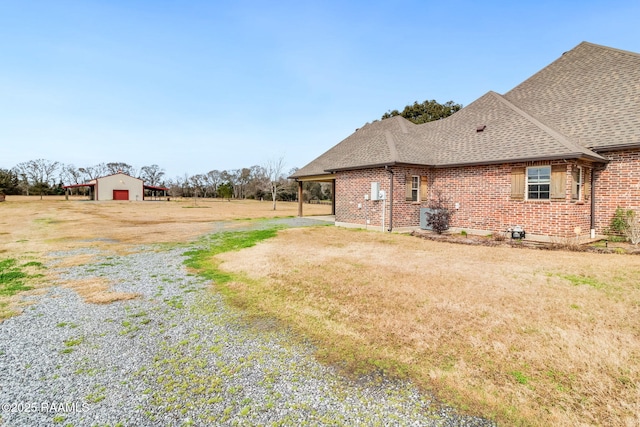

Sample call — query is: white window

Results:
[571,167,582,200]
[406,175,427,202]
[527,166,550,200]
[411,176,419,202]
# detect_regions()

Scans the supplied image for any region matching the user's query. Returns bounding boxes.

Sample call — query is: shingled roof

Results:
[292,42,639,179]
[504,42,640,151]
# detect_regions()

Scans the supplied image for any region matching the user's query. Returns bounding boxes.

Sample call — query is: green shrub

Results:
[609,207,640,245]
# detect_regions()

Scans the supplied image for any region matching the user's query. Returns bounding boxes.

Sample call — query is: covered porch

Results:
[63,182,96,199]
[295,174,336,217]
[143,185,170,200]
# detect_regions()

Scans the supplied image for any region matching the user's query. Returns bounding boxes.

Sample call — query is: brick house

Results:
[291,42,640,239]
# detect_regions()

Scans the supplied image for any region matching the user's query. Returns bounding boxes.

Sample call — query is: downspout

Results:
[385,165,394,232]
[590,167,596,239]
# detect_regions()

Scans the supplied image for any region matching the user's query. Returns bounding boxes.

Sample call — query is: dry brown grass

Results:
[0,196,330,316]
[61,277,140,304]
[1,195,329,252]
[215,227,640,426]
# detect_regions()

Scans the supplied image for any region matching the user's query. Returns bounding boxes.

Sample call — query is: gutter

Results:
[590,142,640,152]
[590,168,596,238]
[323,153,608,174]
[385,165,394,232]
[431,153,608,169]
[326,162,396,174]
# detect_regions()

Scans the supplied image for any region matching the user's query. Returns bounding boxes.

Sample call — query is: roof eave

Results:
[289,173,337,182]
[62,183,96,189]
[320,152,606,172]
[589,142,640,152]
[433,153,608,169]
[325,162,397,173]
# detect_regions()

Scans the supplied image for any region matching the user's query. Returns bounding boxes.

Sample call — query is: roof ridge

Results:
[95,171,144,181]
[384,131,399,162]
[578,41,640,59]
[488,91,605,160]
[394,115,409,133]
[506,41,640,100]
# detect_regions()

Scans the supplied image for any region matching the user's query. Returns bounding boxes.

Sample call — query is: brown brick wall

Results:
[593,148,640,233]
[429,162,593,237]
[336,161,599,237]
[335,169,391,228]
[333,150,639,237]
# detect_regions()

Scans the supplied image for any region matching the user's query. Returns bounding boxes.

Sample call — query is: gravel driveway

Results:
[0,219,495,426]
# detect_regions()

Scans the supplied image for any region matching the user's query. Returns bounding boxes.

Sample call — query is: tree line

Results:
[1,100,460,202]
[0,159,332,205]
[381,99,462,124]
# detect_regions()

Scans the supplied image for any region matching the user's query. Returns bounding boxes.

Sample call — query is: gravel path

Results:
[0,219,495,426]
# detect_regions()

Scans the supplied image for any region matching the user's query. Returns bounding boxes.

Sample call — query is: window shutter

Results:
[551,165,566,199]
[420,176,428,202]
[405,175,413,201]
[510,168,525,199]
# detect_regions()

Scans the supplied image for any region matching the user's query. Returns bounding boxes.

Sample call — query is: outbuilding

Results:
[64,172,168,201]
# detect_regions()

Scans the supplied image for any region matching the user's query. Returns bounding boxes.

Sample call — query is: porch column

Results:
[331,179,336,215]
[297,180,303,217]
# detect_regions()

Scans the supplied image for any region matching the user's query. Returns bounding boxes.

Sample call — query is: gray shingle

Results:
[505,42,640,150]
[292,42,637,179]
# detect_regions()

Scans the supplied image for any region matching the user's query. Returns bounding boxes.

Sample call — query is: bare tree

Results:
[205,170,221,198]
[60,164,83,186]
[105,162,136,176]
[166,176,185,198]
[14,159,60,199]
[246,165,266,200]
[190,174,205,200]
[263,157,286,210]
[78,163,107,181]
[60,164,85,196]
[237,168,252,199]
[181,173,191,197]
[140,164,165,186]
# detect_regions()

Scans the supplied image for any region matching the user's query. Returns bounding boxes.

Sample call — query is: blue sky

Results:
[1,1,639,180]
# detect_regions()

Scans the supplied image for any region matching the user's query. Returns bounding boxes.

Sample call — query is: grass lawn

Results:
[2,196,638,425]
[0,196,330,315]
[213,226,640,426]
